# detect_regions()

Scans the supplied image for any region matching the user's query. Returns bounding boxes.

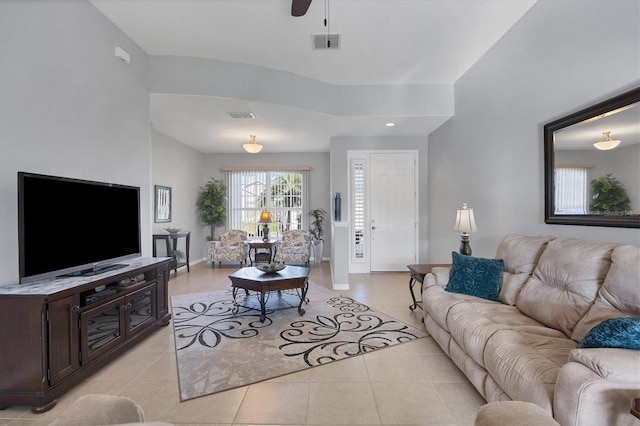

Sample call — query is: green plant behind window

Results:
[196,178,227,240]
[591,174,630,213]
[308,208,327,241]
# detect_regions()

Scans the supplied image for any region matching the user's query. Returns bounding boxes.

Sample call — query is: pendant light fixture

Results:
[593,131,621,151]
[243,135,263,154]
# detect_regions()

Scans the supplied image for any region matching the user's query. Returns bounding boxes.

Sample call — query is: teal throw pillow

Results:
[445,252,504,302]
[577,317,640,350]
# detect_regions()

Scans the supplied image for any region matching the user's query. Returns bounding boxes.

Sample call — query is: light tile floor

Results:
[0,261,486,425]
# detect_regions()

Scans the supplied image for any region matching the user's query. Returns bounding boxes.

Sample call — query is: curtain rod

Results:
[555,164,595,169]
[221,166,312,171]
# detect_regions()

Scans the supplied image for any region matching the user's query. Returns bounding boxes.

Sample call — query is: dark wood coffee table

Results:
[228,265,310,322]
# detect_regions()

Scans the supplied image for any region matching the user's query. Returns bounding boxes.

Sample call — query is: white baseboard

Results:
[332,283,350,291]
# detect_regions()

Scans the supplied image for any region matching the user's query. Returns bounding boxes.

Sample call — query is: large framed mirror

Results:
[544,87,640,228]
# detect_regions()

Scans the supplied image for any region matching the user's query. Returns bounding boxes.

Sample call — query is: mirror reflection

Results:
[544,88,640,228]
[553,102,639,215]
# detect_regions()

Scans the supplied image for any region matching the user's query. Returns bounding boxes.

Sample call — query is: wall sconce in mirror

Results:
[544,87,640,228]
[154,185,172,223]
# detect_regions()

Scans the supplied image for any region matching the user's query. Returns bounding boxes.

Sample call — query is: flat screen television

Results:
[18,172,141,283]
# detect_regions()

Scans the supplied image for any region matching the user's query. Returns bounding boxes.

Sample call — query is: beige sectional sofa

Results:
[422,234,640,426]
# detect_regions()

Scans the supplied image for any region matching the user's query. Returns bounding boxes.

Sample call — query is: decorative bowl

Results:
[256,263,286,274]
[165,227,181,233]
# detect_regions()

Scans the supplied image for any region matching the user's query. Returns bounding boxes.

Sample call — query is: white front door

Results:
[369,152,417,271]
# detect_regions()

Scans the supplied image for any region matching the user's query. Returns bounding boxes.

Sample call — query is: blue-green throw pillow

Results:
[577,317,640,350]
[445,252,504,302]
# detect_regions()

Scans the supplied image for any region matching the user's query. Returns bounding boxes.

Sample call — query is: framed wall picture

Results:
[154,185,172,223]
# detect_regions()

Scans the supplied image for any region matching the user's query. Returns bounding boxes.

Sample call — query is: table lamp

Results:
[259,211,272,241]
[454,202,477,256]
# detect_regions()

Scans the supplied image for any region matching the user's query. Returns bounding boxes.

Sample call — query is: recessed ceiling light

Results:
[385,122,395,127]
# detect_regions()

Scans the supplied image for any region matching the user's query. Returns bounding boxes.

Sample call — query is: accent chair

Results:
[274,229,312,266]
[210,229,248,267]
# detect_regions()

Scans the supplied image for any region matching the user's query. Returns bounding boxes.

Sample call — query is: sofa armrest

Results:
[554,349,640,426]
[49,394,176,426]
[50,394,144,425]
[209,240,221,253]
[424,266,451,289]
[569,348,640,384]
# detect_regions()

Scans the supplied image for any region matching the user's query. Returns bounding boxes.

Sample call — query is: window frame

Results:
[225,169,309,240]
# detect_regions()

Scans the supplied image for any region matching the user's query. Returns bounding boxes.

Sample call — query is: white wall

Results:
[151,129,206,261]
[0,1,151,286]
[427,0,640,262]
[202,152,331,248]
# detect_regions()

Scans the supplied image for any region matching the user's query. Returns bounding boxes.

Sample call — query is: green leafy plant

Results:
[172,249,185,263]
[308,208,328,241]
[196,178,227,240]
[591,174,631,213]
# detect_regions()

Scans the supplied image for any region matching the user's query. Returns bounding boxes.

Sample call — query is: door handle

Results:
[371,226,377,230]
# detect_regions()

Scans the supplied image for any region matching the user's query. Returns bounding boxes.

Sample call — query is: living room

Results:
[0,0,639,424]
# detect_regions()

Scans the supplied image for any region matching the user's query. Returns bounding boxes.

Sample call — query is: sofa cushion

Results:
[446,300,567,367]
[572,244,640,341]
[576,317,640,350]
[484,329,577,412]
[448,302,509,366]
[495,234,555,305]
[474,401,561,426]
[515,238,617,337]
[423,284,485,331]
[446,252,504,301]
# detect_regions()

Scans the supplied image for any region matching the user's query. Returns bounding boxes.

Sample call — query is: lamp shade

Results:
[454,203,477,233]
[243,135,263,153]
[259,211,272,224]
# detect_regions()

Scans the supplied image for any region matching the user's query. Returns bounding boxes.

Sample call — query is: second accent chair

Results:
[210,229,248,267]
[274,229,312,266]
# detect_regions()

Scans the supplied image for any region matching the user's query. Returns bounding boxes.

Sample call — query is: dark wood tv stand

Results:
[0,258,171,413]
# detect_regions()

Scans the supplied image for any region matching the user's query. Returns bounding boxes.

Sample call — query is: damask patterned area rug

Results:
[171,282,428,401]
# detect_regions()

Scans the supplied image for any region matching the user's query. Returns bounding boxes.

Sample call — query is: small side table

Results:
[407,263,450,311]
[153,231,191,276]
[248,240,275,265]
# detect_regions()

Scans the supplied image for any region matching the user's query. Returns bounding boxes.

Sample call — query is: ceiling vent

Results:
[313,34,340,50]
[227,112,255,119]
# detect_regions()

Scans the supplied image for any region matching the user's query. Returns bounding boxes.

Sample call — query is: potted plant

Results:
[196,178,227,241]
[172,249,185,265]
[591,174,631,214]
[308,208,327,263]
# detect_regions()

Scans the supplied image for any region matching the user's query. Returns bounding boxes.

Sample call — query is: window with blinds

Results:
[226,169,309,239]
[554,167,588,214]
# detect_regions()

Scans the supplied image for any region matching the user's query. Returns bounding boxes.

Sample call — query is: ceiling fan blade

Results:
[291,0,312,17]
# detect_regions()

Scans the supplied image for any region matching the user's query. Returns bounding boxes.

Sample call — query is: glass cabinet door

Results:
[80,297,125,364]
[125,283,156,337]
